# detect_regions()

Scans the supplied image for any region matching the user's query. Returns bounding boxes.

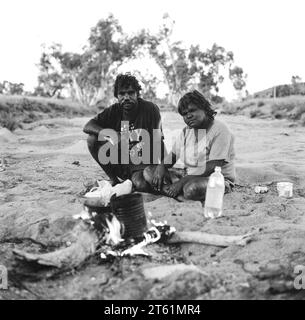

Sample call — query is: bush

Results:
[216,95,305,125]
[273,112,284,119]
[290,105,305,120]
[0,112,19,131]
[250,108,263,118]
[217,102,238,115]
[270,96,305,120]
[300,113,305,126]
[257,101,265,107]
[0,94,93,131]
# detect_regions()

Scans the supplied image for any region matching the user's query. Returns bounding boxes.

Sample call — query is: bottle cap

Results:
[215,166,221,173]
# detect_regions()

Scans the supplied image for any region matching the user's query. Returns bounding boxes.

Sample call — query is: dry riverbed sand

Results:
[1,112,305,300]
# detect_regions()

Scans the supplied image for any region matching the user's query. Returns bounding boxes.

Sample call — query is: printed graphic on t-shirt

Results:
[120,122,145,158]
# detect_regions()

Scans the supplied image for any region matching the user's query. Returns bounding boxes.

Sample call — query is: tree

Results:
[0,80,24,95]
[36,14,137,106]
[133,14,236,106]
[35,13,245,107]
[229,66,247,96]
[188,43,234,97]
[133,14,191,106]
[34,44,70,98]
[133,71,160,101]
[291,75,302,95]
[291,75,302,84]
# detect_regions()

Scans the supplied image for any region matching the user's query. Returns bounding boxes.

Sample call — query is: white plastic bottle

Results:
[204,166,225,218]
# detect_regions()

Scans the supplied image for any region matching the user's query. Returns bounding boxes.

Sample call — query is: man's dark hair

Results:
[178,90,217,120]
[113,73,142,98]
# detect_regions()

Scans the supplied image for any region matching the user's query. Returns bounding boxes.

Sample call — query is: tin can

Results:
[277,182,293,198]
[110,193,148,239]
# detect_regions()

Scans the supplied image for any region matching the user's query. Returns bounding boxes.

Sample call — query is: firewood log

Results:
[167,230,256,247]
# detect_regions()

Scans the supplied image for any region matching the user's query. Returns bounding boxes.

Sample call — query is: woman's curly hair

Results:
[113,73,142,98]
[178,90,217,120]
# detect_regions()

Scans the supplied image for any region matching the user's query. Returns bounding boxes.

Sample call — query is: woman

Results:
[143,90,236,201]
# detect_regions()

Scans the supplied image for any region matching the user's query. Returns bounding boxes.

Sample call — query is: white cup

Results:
[277,182,293,198]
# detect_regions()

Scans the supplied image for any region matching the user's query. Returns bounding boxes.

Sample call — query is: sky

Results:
[1,0,304,100]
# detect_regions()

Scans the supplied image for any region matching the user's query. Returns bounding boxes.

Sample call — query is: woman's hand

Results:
[152,164,167,191]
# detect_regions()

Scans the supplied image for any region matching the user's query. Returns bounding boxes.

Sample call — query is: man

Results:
[83,73,165,191]
[143,90,235,201]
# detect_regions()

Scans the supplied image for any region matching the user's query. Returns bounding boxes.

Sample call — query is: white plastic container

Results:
[112,179,133,197]
[277,182,293,198]
[84,179,133,206]
[204,167,225,218]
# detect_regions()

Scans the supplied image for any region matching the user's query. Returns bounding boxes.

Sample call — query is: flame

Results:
[105,215,124,245]
[121,244,150,256]
[98,216,177,260]
[121,226,161,256]
[100,226,163,259]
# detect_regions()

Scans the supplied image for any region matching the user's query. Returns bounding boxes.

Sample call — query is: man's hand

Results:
[152,164,169,191]
[98,130,120,146]
[164,180,184,198]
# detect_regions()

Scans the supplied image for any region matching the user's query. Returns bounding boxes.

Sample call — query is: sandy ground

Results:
[1,112,305,300]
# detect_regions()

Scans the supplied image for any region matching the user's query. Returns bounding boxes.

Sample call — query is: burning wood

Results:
[100,224,174,259]
[98,219,257,260]
[13,201,257,270]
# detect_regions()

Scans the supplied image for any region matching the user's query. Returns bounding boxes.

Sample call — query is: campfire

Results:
[74,180,177,258]
[13,179,257,270]
[77,204,176,259]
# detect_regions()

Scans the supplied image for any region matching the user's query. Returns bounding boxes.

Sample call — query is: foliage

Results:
[35,15,137,106]
[254,76,305,99]
[188,43,234,96]
[132,14,236,106]
[229,66,247,91]
[133,71,160,101]
[35,13,245,108]
[0,81,25,95]
[0,94,91,131]
[218,96,305,125]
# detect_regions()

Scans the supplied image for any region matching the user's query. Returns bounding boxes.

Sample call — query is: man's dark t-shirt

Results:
[93,98,163,174]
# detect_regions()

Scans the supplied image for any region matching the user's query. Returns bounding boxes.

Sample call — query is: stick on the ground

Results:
[167,230,257,247]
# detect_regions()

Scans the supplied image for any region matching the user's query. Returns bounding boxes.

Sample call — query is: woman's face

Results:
[181,103,208,128]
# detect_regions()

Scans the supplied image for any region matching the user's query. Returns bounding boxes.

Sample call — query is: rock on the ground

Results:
[0,128,17,143]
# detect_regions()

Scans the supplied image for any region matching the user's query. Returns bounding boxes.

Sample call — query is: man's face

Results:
[117,85,138,112]
[181,103,208,128]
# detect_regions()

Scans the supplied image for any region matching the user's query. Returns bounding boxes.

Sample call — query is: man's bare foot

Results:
[153,186,182,200]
